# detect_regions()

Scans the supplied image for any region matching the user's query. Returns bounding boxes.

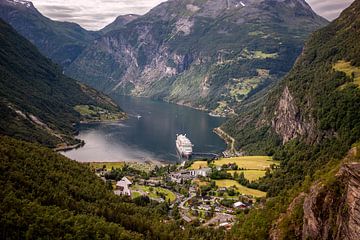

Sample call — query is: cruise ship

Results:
[176,134,193,159]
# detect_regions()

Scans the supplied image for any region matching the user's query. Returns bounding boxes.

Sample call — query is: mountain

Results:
[223,0,360,157]
[224,1,360,238]
[101,14,140,34]
[67,0,328,115]
[0,0,99,67]
[0,19,124,147]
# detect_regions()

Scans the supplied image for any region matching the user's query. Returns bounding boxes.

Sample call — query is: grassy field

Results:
[193,178,210,187]
[89,162,156,172]
[215,180,266,198]
[214,156,278,170]
[227,170,266,181]
[74,105,124,122]
[131,185,176,202]
[90,162,125,170]
[333,60,360,88]
[188,161,208,170]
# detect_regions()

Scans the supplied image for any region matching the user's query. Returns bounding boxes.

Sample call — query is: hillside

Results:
[0,0,99,67]
[223,0,360,161]
[0,19,125,147]
[0,135,227,239]
[219,1,360,238]
[67,0,327,115]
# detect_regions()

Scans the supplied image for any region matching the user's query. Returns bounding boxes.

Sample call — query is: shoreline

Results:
[213,127,242,157]
[54,140,85,152]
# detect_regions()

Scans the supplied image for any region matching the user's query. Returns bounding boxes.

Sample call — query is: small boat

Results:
[137,115,142,119]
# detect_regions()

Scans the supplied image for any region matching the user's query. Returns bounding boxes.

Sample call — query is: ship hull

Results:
[176,144,192,159]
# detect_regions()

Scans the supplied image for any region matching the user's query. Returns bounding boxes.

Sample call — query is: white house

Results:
[114,177,132,196]
[233,201,246,208]
[189,167,211,177]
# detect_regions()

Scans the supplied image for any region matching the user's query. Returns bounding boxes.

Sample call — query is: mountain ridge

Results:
[0,0,100,67]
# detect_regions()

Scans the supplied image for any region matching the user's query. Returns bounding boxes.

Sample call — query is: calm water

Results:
[62,96,226,163]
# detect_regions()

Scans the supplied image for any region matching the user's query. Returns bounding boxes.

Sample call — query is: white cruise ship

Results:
[176,134,193,159]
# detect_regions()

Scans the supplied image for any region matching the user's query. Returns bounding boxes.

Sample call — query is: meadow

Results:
[215,180,266,198]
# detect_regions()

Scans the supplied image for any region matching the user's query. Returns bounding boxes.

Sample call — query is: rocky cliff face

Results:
[67,0,327,115]
[269,147,360,240]
[302,162,360,240]
[272,86,315,143]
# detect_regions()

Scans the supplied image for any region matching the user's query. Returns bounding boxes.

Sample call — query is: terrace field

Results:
[214,156,278,170]
[188,161,208,170]
[131,185,176,203]
[227,170,266,181]
[215,180,266,198]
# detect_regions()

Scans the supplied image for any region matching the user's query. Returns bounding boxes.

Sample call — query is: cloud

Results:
[31,0,355,30]
[305,0,354,20]
[31,0,167,30]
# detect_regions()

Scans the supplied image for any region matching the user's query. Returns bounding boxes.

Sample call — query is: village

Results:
[90,155,278,229]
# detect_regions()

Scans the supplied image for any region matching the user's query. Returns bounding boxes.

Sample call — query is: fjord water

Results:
[63,96,226,163]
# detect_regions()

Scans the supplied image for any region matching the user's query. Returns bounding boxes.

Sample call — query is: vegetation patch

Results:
[131,185,176,203]
[214,156,278,170]
[333,60,360,88]
[74,105,125,122]
[188,160,209,170]
[227,170,267,181]
[215,180,266,198]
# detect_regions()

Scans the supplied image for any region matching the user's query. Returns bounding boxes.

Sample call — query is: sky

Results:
[30,0,355,30]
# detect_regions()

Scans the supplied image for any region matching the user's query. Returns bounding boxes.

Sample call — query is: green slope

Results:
[223,0,360,195]
[0,19,124,147]
[220,1,360,238]
[0,136,226,240]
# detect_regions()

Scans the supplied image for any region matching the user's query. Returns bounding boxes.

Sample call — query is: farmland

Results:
[214,156,278,170]
[227,170,266,181]
[215,180,266,198]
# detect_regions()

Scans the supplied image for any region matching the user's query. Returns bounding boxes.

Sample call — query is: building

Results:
[189,167,212,177]
[233,201,246,208]
[114,177,132,196]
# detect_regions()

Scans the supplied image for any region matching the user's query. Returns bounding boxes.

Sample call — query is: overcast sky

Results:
[30,0,355,30]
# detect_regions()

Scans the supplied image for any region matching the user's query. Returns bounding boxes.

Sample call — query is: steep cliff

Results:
[67,0,327,115]
[269,146,360,240]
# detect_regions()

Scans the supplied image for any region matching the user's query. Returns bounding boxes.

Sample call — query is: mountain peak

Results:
[2,0,34,9]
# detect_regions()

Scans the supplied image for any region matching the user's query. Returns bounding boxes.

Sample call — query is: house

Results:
[233,201,246,208]
[114,177,132,196]
[189,167,212,177]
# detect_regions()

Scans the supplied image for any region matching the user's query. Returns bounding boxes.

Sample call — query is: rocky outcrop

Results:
[269,160,360,240]
[272,86,315,143]
[302,163,360,240]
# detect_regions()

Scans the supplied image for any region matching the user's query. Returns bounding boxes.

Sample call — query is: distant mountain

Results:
[0,0,99,67]
[67,0,328,115]
[0,19,124,147]
[101,14,140,34]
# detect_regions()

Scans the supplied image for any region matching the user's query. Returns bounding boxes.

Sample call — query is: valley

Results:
[0,0,360,239]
